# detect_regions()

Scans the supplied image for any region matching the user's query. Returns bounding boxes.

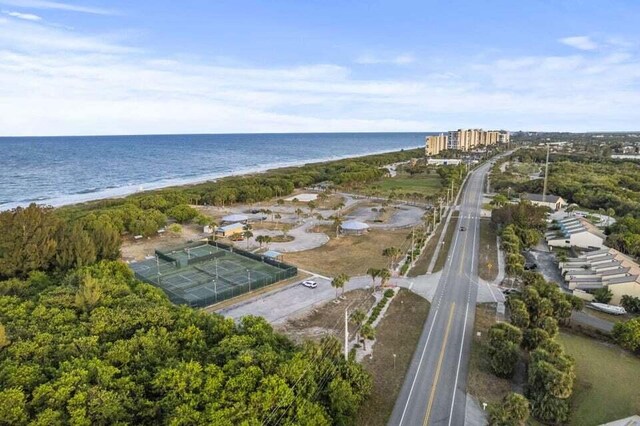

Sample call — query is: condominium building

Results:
[425,129,510,156]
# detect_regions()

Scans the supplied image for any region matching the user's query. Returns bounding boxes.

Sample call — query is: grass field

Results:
[356,289,431,425]
[285,226,409,276]
[559,332,640,425]
[359,174,443,199]
[478,219,499,281]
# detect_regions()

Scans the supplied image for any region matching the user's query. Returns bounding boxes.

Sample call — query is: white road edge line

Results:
[448,169,481,426]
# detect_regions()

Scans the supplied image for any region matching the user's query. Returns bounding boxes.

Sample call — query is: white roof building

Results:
[546,217,604,250]
[221,213,249,223]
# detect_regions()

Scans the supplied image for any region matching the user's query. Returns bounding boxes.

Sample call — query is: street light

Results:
[393,353,396,370]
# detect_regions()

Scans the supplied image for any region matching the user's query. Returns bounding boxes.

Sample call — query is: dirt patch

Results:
[277,289,377,344]
[120,223,205,261]
[478,219,499,281]
[284,228,410,276]
[355,289,431,426]
[466,303,513,405]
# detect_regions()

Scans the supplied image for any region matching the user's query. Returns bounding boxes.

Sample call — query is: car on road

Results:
[460,226,466,231]
[302,280,317,289]
[524,262,537,270]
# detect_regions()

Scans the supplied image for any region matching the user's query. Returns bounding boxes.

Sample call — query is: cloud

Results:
[0,17,639,135]
[560,36,598,51]
[355,52,416,65]
[2,9,41,20]
[0,0,115,15]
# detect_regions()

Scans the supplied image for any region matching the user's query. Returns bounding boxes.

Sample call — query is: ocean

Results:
[1,132,428,211]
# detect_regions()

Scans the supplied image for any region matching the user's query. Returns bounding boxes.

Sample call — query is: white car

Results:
[302,280,317,289]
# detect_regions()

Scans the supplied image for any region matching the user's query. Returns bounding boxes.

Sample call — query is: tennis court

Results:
[130,241,297,307]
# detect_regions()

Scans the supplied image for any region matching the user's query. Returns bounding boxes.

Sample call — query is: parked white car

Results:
[302,280,317,289]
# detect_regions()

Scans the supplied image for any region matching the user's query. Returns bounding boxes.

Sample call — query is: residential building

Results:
[521,193,566,210]
[425,129,509,156]
[425,133,448,156]
[546,217,605,249]
[560,247,640,305]
[426,158,462,166]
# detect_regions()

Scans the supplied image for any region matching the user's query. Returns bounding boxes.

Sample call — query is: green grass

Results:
[478,219,499,281]
[559,332,640,425]
[360,174,443,198]
[434,212,459,272]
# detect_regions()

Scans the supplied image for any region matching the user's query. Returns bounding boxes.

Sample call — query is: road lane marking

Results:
[447,213,478,425]
[398,307,440,426]
[423,303,456,426]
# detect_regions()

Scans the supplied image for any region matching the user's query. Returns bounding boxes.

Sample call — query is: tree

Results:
[331,274,347,300]
[508,298,530,328]
[360,323,375,350]
[612,318,640,351]
[242,230,254,249]
[332,216,343,238]
[621,295,640,314]
[350,309,366,343]
[378,268,391,288]
[487,323,522,378]
[282,223,292,238]
[255,235,267,247]
[382,246,402,269]
[488,393,530,426]
[366,268,380,289]
[55,222,97,271]
[0,204,60,278]
[166,204,199,223]
[295,208,304,220]
[593,287,613,304]
[307,201,318,214]
[0,322,9,349]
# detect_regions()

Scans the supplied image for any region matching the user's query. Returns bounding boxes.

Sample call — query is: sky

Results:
[0,0,639,136]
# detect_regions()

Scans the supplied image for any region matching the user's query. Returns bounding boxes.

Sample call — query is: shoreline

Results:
[2,145,422,211]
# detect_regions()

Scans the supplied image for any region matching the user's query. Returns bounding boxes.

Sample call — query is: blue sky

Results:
[0,0,639,135]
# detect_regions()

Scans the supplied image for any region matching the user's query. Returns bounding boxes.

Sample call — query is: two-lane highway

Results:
[388,160,493,426]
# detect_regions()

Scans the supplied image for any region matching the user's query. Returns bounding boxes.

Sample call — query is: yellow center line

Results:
[423,303,456,426]
[457,226,469,274]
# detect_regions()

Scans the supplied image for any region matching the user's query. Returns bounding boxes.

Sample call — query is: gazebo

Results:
[340,220,370,235]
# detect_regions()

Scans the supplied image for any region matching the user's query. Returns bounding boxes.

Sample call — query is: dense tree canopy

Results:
[0,261,371,425]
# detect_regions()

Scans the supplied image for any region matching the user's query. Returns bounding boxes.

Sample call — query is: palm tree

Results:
[274,213,282,229]
[295,208,304,221]
[379,268,391,288]
[382,246,402,269]
[360,323,376,350]
[333,216,343,238]
[255,235,268,247]
[366,267,380,289]
[337,273,350,297]
[331,275,345,300]
[243,230,254,249]
[307,200,318,215]
[334,201,346,216]
[350,309,366,343]
[282,223,292,238]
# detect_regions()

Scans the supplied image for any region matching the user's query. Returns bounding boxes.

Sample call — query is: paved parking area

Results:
[524,248,565,286]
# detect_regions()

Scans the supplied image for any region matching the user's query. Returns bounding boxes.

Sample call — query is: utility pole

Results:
[411,227,415,263]
[542,143,550,203]
[344,308,349,361]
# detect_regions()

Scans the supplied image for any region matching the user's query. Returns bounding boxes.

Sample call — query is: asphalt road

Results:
[388,160,492,426]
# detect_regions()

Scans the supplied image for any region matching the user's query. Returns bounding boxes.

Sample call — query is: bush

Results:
[384,289,394,298]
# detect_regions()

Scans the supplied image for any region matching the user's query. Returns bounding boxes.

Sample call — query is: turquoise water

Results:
[1,132,427,210]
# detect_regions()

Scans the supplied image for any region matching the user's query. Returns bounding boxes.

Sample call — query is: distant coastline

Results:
[2,143,422,211]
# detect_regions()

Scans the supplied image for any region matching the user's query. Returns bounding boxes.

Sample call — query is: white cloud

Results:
[355,52,416,65]
[560,35,598,51]
[0,18,639,135]
[0,0,114,15]
[3,9,41,20]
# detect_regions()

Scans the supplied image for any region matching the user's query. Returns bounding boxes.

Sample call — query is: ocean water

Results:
[0,133,427,210]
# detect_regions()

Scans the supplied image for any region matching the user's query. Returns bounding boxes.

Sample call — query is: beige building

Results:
[560,247,640,305]
[425,129,509,156]
[425,133,448,156]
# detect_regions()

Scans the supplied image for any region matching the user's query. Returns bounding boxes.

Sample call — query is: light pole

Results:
[247,269,251,291]
[393,353,396,370]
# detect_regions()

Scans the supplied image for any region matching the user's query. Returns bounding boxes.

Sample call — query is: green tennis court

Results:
[130,241,297,307]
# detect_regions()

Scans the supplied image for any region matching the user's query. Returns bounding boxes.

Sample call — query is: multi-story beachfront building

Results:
[425,129,509,156]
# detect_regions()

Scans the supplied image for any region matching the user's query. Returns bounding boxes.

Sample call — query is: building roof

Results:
[222,214,249,223]
[217,222,244,232]
[522,193,563,203]
[263,250,283,259]
[341,220,370,231]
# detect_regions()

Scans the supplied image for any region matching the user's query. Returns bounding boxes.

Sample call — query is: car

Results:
[460,226,466,231]
[302,280,317,289]
[524,263,538,270]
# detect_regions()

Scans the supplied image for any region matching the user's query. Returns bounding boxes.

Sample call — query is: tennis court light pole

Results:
[247,269,251,291]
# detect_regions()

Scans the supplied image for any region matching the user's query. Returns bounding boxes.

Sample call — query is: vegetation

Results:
[490,148,640,260]
[559,332,640,425]
[0,262,371,425]
[612,317,640,352]
[488,392,530,426]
